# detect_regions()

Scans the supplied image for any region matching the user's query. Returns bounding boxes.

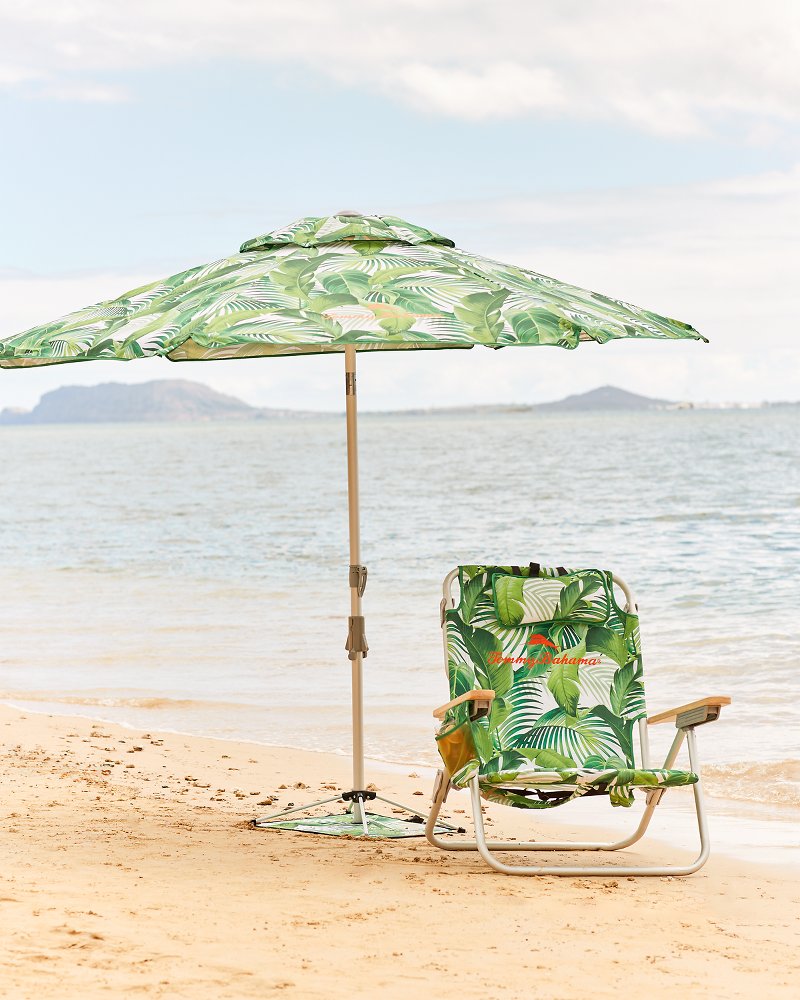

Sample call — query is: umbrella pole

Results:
[344,345,367,824]
[252,346,460,837]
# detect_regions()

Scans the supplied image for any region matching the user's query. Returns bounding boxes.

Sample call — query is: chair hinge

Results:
[433,769,451,803]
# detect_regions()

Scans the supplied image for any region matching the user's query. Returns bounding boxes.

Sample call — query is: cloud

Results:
[391,62,566,120]
[37,82,130,103]
[706,162,800,196]
[0,63,42,85]
[0,161,796,410]
[0,1,799,139]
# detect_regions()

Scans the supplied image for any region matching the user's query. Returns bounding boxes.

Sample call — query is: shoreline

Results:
[4,697,799,871]
[2,703,799,998]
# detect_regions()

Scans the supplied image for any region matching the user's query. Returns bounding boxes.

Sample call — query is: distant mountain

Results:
[380,384,679,416]
[535,385,674,411]
[0,380,270,424]
[0,380,694,425]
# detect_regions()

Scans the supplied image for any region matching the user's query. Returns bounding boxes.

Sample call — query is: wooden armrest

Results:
[433,689,496,720]
[648,696,731,728]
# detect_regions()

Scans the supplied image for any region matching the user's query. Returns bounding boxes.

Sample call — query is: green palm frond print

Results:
[0,214,705,368]
[436,565,697,809]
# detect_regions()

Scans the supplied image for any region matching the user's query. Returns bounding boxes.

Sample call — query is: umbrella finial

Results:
[335,209,364,217]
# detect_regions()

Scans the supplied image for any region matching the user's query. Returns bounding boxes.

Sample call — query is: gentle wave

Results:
[703,761,800,807]
[0,692,243,712]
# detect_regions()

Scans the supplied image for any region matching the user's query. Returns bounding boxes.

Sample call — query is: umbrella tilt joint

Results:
[346,563,369,658]
[348,564,368,595]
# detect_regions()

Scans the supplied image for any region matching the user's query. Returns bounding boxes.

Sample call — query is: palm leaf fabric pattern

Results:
[436,564,697,809]
[0,213,706,368]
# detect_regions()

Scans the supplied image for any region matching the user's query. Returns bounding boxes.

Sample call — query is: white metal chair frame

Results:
[425,568,728,876]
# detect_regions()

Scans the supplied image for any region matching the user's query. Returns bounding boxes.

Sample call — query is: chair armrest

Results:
[648,696,731,729]
[433,689,496,721]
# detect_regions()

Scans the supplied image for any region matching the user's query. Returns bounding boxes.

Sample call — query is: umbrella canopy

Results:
[0,213,705,367]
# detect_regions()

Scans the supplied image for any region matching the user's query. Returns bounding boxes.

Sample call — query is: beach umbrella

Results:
[0,211,706,836]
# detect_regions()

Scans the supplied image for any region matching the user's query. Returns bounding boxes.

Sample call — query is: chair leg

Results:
[469,729,711,876]
[426,769,660,854]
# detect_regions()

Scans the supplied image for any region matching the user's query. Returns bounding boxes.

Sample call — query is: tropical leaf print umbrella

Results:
[0,212,706,837]
[0,213,703,366]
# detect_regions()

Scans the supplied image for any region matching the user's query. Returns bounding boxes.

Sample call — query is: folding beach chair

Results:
[425,564,730,876]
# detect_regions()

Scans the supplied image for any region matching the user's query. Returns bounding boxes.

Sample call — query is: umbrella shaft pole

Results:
[344,346,365,794]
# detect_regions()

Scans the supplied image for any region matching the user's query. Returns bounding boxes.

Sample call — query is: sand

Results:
[1,703,798,999]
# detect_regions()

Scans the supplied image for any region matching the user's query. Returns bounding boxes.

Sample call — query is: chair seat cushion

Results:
[472,759,698,809]
[481,762,697,789]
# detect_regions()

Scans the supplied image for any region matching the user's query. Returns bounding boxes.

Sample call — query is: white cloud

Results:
[0,1,799,138]
[0,63,41,85]
[0,162,796,410]
[392,62,566,120]
[38,81,130,103]
[707,162,800,196]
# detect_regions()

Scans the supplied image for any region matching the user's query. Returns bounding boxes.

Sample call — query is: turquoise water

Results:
[1,409,798,851]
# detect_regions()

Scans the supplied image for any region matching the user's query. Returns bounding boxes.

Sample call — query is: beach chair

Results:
[425,564,730,876]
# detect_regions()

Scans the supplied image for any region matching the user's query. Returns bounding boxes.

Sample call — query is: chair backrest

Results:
[442,564,646,771]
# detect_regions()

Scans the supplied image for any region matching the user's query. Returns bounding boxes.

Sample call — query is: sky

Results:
[0,0,798,411]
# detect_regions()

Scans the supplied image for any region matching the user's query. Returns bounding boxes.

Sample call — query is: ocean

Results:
[2,408,798,860]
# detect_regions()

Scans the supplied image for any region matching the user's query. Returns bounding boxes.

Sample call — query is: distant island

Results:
[0,380,791,424]
[535,385,672,411]
[0,380,307,424]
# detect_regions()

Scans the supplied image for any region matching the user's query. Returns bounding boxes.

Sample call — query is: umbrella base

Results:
[251,791,462,839]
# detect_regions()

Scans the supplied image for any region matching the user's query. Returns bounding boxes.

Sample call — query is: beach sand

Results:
[1,703,798,999]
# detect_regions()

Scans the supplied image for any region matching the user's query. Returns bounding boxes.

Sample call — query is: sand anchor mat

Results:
[252,811,457,839]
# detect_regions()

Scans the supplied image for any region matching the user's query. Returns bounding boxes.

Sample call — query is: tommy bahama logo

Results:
[487,633,601,669]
